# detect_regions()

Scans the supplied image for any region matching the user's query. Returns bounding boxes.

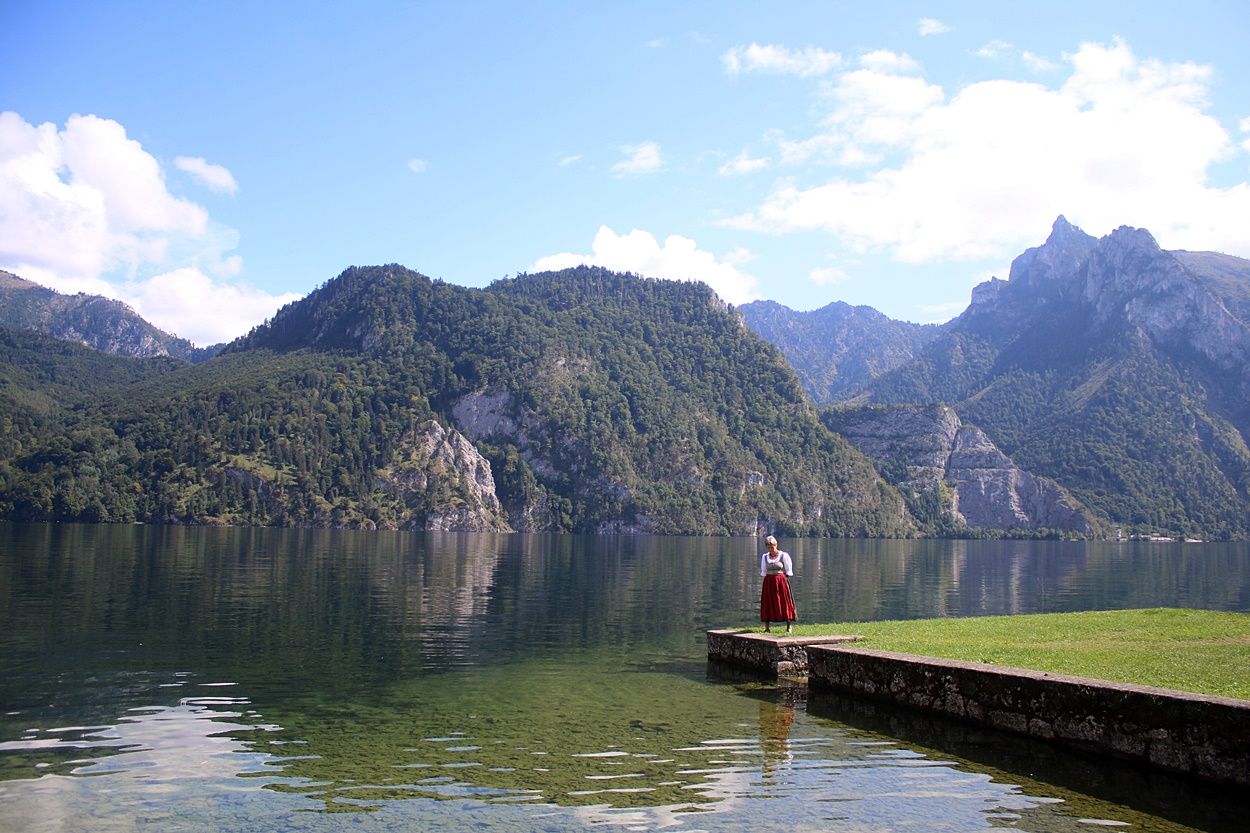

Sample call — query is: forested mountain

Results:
[0,265,910,536]
[0,271,221,362]
[852,217,1250,540]
[739,299,937,405]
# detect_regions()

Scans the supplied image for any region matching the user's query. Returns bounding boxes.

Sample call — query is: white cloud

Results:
[725,40,1250,264]
[919,18,952,36]
[0,111,206,287]
[533,226,759,305]
[779,54,944,167]
[612,141,664,176]
[174,156,238,194]
[718,149,771,176]
[859,49,921,74]
[559,154,582,166]
[809,266,848,285]
[407,158,427,174]
[722,43,843,78]
[127,267,301,345]
[0,111,296,344]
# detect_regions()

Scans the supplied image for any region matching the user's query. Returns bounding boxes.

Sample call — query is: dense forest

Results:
[0,266,910,536]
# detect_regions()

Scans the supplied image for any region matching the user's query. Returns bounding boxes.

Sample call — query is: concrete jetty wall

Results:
[807,644,1250,788]
[705,630,1250,787]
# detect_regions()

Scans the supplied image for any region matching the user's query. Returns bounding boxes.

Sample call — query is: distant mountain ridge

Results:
[738,299,937,405]
[0,271,221,362]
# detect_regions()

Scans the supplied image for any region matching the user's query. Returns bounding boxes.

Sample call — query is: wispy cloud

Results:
[718,149,771,176]
[918,18,952,36]
[612,141,664,176]
[809,265,849,285]
[722,43,843,77]
[1022,51,1057,71]
[977,40,1013,59]
[407,158,427,174]
[175,156,238,194]
[559,154,582,166]
[724,40,1250,264]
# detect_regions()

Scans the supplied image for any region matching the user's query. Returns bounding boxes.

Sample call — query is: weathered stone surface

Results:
[827,404,1092,533]
[706,629,862,676]
[453,389,559,479]
[807,645,1250,787]
[376,420,511,531]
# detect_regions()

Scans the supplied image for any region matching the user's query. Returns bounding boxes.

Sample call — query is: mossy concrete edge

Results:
[806,643,1250,788]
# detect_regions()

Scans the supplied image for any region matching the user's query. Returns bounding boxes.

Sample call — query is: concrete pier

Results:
[706,630,1250,787]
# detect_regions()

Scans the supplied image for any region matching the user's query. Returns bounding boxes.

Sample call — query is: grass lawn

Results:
[761,608,1250,700]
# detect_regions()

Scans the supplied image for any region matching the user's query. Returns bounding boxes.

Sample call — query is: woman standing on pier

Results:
[760,536,796,633]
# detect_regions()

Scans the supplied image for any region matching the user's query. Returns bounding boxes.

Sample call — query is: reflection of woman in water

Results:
[759,699,794,778]
[759,536,796,633]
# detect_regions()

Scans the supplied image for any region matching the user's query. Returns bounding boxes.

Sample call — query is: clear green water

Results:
[1,524,1247,831]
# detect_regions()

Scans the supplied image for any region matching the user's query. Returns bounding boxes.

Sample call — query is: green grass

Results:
[756,608,1250,700]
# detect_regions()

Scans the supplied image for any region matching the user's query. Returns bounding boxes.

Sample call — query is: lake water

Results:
[1,524,1248,832]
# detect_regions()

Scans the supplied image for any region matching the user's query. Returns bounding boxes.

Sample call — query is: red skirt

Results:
[760,574,796,622]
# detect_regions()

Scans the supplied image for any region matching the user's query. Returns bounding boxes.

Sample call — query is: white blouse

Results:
[760,551,793,577]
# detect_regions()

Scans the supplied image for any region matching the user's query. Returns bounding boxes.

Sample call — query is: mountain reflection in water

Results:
[1,524,1247,832]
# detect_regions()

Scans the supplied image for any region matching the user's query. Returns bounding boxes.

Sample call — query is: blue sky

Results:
[3,1,1249,344]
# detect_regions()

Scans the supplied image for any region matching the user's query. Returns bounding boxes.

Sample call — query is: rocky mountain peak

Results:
[1006,215,1099,294]
[1081,224,1187,320]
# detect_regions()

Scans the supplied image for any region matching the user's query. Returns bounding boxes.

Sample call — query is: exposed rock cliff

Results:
[453,389,558,479]
[376,420,511,532]
[825,404,1093,533]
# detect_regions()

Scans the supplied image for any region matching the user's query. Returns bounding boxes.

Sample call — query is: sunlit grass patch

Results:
[760,608,1250,700]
